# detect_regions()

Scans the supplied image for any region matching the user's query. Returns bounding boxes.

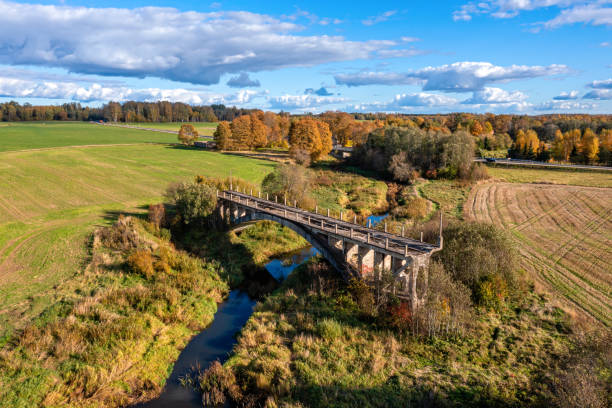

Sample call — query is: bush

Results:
[262,164,315,209]
[128,249,155,279]
[198,360,241,406]
[414,262,472,337]
[148,203,166,229]
[165,181,217,226]
[392,196,429,219]
[435,222,518,306]
[316,318,343,340]
[468,163,490,181]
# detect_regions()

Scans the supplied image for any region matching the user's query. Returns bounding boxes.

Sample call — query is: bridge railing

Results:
[217,189,439,257]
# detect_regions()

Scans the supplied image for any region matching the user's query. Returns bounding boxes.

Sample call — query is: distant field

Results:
[0,122,179,151]
[488,165,612,188]
[124,121,218,136]
[0,127,274,337]
[465,183,612,326]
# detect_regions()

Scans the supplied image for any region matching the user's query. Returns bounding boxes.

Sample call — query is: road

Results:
[475,158,612,172]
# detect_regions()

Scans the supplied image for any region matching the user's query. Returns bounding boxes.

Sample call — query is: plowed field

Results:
[465,183,612,326]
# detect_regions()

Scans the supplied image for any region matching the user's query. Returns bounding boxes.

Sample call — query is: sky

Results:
[0,0,610,114]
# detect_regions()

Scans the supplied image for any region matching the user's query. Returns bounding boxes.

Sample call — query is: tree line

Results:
[0,101,261,123]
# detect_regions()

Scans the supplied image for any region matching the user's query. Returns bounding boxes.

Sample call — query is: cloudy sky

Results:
[0,0,610,113]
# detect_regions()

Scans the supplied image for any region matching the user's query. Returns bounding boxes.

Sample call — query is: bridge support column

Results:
[373,251,392,273]
[327,236,343,252]
[343,242,358,266]
[358,246,374,277]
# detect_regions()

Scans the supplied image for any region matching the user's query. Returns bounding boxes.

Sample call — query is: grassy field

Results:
[487,165,612,188]
[0,126,275,339]
[125,122,218,136]
[220,261,573,407]
[465,183,612,327]
[0,122,180,151]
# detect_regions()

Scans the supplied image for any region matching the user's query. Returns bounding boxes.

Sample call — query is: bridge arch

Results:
[231,211,348,275]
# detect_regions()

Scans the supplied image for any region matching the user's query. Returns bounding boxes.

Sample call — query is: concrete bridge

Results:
[216,189,443,310]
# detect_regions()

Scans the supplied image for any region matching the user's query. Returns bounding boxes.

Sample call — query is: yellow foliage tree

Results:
[178,124,199,146]
[213,121,232,150]
[288,118,332,162]
[580,128,599,163]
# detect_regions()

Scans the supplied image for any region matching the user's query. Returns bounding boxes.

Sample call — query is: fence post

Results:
[335,224,338,234]
[340,211,343,221]
[294,200,297,208]
[250,188,253,196]
[384,222,387,233]
[420,231,423,242]
[327,208,330,217]
[350,228,353,238]
[354,215,357,224]
[315,205,318,214]
[259,191,261,198]
[405,245,408,256]
[367,233,370,244]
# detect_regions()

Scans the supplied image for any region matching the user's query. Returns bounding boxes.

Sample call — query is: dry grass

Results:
[464,182,612,327]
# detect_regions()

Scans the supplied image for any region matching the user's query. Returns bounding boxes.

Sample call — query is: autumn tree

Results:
[470,121,484,137]
[178,124,199,146]
[213,121,232,150]
[229,114,267,150]
[580,128,599,164]
[288,118,332,162]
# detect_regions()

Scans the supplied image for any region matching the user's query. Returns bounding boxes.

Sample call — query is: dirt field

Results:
[465,182,612,327]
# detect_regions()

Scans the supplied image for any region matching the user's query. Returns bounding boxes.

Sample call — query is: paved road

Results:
[220,189,440,256]
[475,158,612,172]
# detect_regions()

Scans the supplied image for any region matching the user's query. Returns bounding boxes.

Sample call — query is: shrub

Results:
[262,164,315,209]
[388,151,418,184]
[198,361,241,406]
[128,250,155,279]
[148,203,165,229]
[292,148,312,167]
[468,163,490,181]
[165,181,217,226]
[392,196,428,219]
[414,262,472,338]
[435,222,518,306]
[316,318,343,340]
[474,274,508,311]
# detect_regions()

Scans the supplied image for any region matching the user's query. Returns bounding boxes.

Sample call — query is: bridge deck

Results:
[219,190,438,257]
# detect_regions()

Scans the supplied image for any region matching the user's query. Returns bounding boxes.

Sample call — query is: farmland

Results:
[124,121,218,136]
[0,122,180,151]
[465,182,612,326]
[0,124,274,339]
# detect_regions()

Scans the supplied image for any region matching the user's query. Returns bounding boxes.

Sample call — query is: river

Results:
[133,245,317,408]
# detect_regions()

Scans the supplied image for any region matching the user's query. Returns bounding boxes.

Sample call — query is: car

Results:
[485,157,496,163]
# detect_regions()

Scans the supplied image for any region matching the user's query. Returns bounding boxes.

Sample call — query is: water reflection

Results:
[264,246,319,281]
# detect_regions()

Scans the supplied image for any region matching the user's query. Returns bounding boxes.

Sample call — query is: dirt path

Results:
[465,182,612,327]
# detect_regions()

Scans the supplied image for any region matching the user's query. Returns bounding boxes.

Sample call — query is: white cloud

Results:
[454,1,612,29]
[335,61,570,92]
[553,90,579,100]
[583,89,612,99]
[376,48,429,58]
[401,36,420,42]
[541,3,612,29]
[601,42,611,47]
[463,87,528,104]
[535,100,598,110]
[0,1,393,85]
[589,78,612,89]
[226,73,261,88]
[362,10,397,26]
[267,94,346,111]
[352,92,458,112]
[0,75,261,104]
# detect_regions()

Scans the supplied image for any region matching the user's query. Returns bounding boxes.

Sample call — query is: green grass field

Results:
[0,123,274,338]
[0,122,182,151]
[125,121,218,136]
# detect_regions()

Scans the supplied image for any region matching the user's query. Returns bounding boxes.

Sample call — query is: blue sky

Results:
[0,0,610,113]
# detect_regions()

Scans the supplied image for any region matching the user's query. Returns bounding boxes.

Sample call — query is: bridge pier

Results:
[357,246,374,277]
[328,236,343,251]
[373,251,392,272]
[343,242,358,265]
